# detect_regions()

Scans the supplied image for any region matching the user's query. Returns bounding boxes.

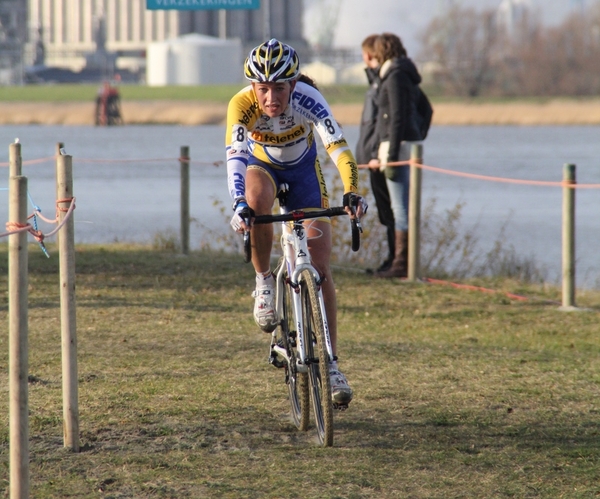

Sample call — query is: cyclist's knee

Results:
[246,188,275,215]
[246,169,275,213]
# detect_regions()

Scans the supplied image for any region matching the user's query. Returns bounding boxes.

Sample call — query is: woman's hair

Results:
[373,33,407,63]
[361,34,379,56]
[297,73,319,90]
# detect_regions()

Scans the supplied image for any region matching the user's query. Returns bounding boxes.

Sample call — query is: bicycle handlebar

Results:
[252,206,348,225]
[242,206,361,263]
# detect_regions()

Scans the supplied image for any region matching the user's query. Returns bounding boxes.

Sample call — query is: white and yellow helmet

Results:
[244,38,300,82]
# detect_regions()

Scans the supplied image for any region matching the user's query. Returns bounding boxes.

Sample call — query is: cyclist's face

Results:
[252,81,296,118]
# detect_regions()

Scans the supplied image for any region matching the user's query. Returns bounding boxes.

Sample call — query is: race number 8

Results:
[324,119,336,135]
[235,126,245,143]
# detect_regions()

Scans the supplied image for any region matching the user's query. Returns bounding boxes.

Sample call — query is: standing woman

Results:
[355,34,395,273]
[370,33,424,278]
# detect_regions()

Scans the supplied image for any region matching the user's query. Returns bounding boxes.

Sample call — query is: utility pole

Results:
[263,0,271,40]
[219,10,227,39]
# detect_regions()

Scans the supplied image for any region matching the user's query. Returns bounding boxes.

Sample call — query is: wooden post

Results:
[9,142,22,177]
[180,146,190,255]
[407,144,423,282]
[56,153,79,451]
[9,175,29,499]
[561,163,576,309]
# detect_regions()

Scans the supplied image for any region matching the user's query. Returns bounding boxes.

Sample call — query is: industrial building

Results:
[16,0,307,83]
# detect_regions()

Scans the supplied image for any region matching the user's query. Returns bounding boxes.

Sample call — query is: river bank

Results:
[1,99,600,126]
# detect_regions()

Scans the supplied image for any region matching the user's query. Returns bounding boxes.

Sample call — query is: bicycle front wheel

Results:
[280,273,309,431]
[300,269,334,446]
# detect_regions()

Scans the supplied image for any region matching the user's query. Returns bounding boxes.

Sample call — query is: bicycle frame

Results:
[271,210,334,373]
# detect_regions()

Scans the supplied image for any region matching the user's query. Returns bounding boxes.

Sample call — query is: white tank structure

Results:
[302,61,337,86]
[147,34,243,86]
[146,40,172,86]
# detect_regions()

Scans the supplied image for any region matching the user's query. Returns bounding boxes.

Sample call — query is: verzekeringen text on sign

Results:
[147,0,260,10]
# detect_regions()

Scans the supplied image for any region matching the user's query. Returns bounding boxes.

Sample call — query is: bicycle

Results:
[242,185,361,446]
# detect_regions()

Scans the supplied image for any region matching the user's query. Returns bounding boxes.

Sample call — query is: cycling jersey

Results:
[225,80,358,205]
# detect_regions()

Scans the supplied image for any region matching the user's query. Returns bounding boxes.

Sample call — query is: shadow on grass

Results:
[0,245,251,283]
[336,411,600,456]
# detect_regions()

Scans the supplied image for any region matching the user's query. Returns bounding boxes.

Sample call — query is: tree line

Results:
[418,1,600,97]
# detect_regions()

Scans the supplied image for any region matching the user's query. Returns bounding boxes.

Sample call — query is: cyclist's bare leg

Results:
[305,220,337,354]
[245,169,276,273]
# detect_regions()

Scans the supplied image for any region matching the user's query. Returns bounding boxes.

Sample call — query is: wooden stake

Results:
[407,144,423,282]
[9,142,22,177]
[561,163,576,309]
[56,153,79,451]
[9,175,29,499]
[180,146,190,255]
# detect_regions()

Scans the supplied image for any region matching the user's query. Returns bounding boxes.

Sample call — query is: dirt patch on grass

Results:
[0,101,229,126]
[430,99,600,125]
[2,99,600,126]
[332,100,600,126]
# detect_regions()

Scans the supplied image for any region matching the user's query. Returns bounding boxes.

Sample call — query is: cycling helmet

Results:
[244,38,300,82]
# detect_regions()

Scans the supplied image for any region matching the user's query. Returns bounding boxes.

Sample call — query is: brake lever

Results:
[349,198,363,233]
[242,213,252,263]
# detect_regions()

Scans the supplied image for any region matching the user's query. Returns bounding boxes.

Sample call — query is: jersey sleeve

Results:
[324,140,358,194]
[294,83,358,194]
[225,87,257,204]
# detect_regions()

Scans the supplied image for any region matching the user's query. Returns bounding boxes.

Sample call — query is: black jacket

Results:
[374,56,422,163]
[354,66,380,165]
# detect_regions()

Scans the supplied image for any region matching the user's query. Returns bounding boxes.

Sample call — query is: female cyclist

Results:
[225,38,366,406]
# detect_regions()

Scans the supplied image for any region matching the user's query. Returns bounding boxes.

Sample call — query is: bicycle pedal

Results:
[333,403,349,411]
[296,362,308,373]
[268,354,286,369]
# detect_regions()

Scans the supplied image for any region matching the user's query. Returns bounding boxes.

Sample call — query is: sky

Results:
[303,0,582,57]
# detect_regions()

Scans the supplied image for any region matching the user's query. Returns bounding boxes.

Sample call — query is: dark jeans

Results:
[369,168,395,260]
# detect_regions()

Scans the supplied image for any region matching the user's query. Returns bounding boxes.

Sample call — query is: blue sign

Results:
[147,0,260,9]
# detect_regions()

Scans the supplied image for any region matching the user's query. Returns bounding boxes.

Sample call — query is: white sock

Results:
[256,270,274,288]
[329,360,339,372]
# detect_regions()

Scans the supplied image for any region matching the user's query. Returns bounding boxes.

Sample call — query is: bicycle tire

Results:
[300,269,334,446]
[279,273,310,431]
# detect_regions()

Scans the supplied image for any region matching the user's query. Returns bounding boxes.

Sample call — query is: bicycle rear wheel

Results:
[300,269,333,446]
[280,273,309,431]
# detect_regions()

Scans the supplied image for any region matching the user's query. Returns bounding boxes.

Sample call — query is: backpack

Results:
[416,87,433,140]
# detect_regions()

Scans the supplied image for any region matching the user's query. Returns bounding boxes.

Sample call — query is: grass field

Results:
[1,244,600,498]
[2,83,596,105]
[0,84,371,105]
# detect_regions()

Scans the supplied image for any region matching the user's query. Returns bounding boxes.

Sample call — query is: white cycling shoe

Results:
[330,369,353,406]
[252,287,279,333]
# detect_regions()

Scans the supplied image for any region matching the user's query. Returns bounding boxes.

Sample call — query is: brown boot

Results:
[375,231,408,278]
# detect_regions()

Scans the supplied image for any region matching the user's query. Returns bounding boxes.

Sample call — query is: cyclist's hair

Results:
[244,38,300,82]
[297,73,319,90]
[373,33,407,63]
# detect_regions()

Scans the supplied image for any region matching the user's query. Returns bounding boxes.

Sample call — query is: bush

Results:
[200,166,547,284]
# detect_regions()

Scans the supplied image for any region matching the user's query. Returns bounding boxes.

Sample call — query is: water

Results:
[0,124,598,287]
[421,126,599,288]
